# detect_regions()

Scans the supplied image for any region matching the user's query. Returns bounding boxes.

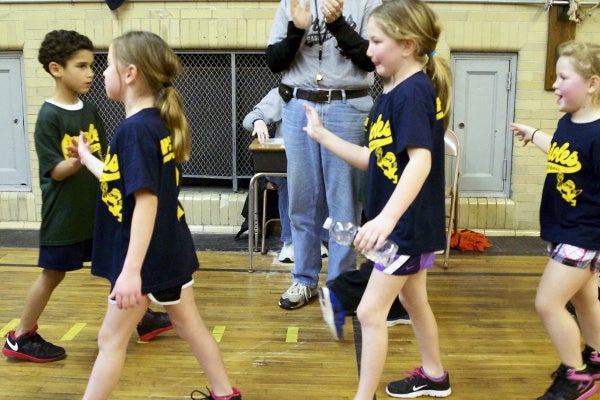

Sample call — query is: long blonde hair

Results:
[111,31,191,163]
[369,0,452,128]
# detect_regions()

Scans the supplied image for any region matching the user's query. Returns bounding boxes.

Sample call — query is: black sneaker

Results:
[137,309,173,341]
[386,367,451,398]
[2,325,66,363]
[583,345,600,380]
[190,386,242,399]
[537,364,597,400]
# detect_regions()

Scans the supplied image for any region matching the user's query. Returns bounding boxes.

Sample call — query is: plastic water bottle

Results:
[323,217,398,266]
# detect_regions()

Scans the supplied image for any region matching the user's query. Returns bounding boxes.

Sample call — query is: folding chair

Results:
[261,181,281,254]
[443,129,460,268]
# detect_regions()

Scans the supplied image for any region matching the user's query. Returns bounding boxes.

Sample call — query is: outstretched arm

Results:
[303,103,369,170]
[510,122,552,153]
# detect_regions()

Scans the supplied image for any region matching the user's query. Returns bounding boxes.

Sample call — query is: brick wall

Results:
[0,1,599,233]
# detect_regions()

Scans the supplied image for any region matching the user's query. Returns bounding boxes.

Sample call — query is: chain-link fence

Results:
[83,51,380,192]
[83,51,281,191]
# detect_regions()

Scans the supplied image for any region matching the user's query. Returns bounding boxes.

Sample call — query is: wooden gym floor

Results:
[1,232,596,399]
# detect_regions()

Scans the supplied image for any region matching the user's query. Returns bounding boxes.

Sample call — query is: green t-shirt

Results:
[34,100,107,245]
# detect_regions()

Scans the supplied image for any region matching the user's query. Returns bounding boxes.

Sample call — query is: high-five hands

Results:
[290,0,343,28]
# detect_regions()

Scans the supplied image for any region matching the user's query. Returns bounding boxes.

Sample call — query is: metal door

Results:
[451,53,516,197]
[0,54,30,190]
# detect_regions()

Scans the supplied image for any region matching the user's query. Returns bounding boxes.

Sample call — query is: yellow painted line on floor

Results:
[212,325,226,342]
[60,323,86,341]
[286,327,299,343]
[0,319,19,337]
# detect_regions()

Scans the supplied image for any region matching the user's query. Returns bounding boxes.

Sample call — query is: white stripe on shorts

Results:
[382,254,411,274]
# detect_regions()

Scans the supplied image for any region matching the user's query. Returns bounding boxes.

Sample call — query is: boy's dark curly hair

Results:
[38,30,94,74]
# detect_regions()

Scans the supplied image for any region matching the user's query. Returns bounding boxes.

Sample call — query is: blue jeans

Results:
[267,176,292,244]
[268,176,329,245]
[282,97,370,287]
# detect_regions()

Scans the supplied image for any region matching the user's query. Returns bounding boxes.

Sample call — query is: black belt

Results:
[279,84,370,103]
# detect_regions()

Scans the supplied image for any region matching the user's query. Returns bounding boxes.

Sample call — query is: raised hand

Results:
[290,0,312,30]
[302,103,325,141]
[321,0,343,23]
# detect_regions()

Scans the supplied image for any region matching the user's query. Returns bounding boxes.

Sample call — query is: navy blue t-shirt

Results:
[365,71,446,254]
[540,115,600,250]
[91,108,199,293]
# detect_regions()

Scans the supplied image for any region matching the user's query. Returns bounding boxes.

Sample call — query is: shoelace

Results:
[404,367,428,381]
[289,283,311,303]
[191,388,213,400]
[545,365,593,396]
[190,387,238,400]
[565,368,594,382]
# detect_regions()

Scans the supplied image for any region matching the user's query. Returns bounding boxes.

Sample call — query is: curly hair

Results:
[38,30,94,74]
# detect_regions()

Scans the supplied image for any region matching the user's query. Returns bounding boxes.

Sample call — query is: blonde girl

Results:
[303,0,452,398]
[76,31,241,400]
[511,40,600,400]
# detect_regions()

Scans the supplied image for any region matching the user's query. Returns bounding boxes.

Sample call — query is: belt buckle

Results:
[326,89,333,103]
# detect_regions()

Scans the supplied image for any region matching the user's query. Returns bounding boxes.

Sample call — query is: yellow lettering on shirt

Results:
[100,151,120,182]
[368,115,393,151]
[60,123,103,160]
[99,148,123,222]
[547,142,581,174]
[160,136,175,163]
[368,114,398,184]
[100,181,123,222]
[85,123,102,156]
[436,97,444,120]
[547,142,582,206]
[61,135,73,159]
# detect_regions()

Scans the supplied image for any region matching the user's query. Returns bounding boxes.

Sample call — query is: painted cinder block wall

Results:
[0,1,598,233]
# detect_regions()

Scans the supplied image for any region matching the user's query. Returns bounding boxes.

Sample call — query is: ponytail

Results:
[157,85,191,163]
[425,54,452,129]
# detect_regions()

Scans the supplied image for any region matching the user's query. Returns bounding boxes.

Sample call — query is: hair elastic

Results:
[531,129,539,142]
[427,50,437,58]
[162,81,172,88]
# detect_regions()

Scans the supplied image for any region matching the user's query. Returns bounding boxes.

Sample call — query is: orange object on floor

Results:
[450,229,493,252]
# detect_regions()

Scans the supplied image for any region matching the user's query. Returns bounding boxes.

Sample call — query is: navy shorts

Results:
[108,277,194,306]
[38,238,93,272]
[148,278,194,305]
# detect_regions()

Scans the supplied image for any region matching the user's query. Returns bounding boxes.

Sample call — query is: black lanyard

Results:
[314,0,323,82]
